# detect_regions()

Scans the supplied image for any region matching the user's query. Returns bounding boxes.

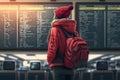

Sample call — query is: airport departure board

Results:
[76,3,120,50]
[0,5,17,49]
[0,2,72,50]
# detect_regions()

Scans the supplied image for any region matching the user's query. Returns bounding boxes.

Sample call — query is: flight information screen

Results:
[0,5,17,49]
[0,2,72,50]
[76,2,120,50]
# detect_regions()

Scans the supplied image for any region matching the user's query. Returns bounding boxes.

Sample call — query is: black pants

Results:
[51,66,74,80]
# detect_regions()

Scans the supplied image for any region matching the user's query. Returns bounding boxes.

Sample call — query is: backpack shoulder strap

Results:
[57,26,75,38]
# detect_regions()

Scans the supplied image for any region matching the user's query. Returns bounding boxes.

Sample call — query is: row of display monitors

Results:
[0,2,120,50]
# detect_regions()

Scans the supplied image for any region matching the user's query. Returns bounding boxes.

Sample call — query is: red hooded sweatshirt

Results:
[47,19,78,68]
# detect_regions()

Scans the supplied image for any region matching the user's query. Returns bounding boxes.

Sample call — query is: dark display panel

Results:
[0,2,72,50]
[107,4,120,49]
[76,3,120,49]
[0,5,17,49]
[18,5,38,49]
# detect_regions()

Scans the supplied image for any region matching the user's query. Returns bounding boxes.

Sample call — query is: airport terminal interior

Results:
[0,0,120,80]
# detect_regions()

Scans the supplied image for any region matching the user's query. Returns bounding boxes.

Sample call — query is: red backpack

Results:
[59,27,89,69]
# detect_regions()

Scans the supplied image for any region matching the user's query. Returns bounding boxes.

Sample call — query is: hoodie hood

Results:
[52,20,76,33]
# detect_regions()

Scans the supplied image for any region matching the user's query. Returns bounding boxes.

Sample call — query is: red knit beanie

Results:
[54,5,73,19]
